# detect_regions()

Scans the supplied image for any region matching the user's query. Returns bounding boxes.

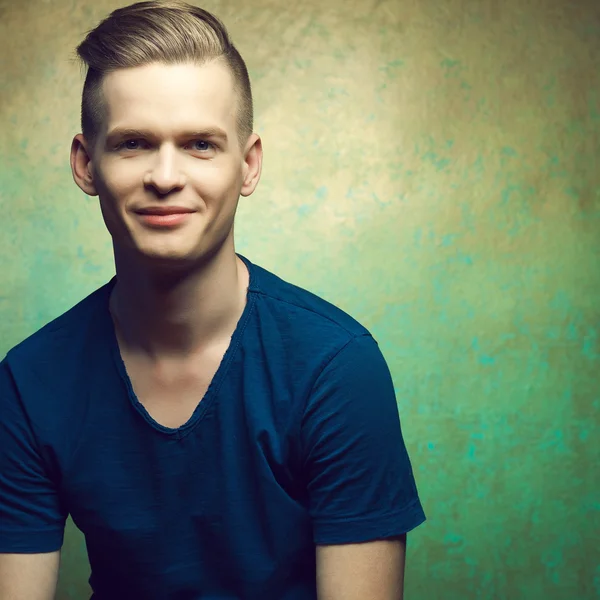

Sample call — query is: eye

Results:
[117,139,146,151]
[190,140,214,152]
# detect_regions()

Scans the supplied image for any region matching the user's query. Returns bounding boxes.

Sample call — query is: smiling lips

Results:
[134,206,195,228]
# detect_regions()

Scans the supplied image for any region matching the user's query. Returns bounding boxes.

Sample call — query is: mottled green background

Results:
[1,0,599,598]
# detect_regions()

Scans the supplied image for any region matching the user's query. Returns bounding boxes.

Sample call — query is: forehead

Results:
[100,61,237,137]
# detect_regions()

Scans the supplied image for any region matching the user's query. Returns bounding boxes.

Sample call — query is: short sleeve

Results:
[0,359,67,552]
[301,335,425,545]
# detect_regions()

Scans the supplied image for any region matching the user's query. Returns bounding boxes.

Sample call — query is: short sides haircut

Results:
[76,0,253,147]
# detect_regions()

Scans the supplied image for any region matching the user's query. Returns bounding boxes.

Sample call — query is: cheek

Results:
[96,161,141,204]
[201,160,243,195]
[188,166,241,209]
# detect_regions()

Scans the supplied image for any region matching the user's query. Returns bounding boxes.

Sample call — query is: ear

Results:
[240,133,263,198]
[70,134,98,196]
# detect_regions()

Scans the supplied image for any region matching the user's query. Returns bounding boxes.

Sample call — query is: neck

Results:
[109,248,248,359]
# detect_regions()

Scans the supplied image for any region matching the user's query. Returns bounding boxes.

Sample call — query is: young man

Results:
[0,1,425,598]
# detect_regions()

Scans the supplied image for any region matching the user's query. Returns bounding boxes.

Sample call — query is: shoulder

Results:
[5,280,113,379]
[245,256,371,349]
[1,280,114,476]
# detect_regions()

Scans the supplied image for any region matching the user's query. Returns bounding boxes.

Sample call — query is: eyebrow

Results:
[105,127,229,145]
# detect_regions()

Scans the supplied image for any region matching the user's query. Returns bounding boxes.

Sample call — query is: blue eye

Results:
[192,140,213,152]
[118,139,144,150]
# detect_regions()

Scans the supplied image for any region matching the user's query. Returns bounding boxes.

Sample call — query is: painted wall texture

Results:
[1,0,598,598]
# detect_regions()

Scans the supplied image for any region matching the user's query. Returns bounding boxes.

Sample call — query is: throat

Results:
[109,255,249,358]
[108,254,249,428]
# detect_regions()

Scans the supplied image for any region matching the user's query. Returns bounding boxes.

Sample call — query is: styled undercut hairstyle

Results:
[75,0,253,147]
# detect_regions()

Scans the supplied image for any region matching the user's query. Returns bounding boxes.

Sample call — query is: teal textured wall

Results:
[1,0,598,598]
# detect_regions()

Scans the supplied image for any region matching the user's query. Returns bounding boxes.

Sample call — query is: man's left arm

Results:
[316,535,407,600]
[300,334,425,600]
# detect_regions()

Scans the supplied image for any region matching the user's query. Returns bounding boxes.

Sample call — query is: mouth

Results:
[134,206,196,216]
[133,206,196,228]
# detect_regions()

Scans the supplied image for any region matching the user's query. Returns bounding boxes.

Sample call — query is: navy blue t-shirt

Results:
[0,255,425,599]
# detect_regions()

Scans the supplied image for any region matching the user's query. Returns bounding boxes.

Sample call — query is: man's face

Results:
[85,61,258,267]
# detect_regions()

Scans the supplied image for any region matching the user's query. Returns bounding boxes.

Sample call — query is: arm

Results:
[0,360,67,599]
[301,335,425,597]
[0,551,60,600]
[316,535,407,600]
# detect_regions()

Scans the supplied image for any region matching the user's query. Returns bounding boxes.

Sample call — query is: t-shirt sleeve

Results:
[0,359,67,552]
[301,334,426,545]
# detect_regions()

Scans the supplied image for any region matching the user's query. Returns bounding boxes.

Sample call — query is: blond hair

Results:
[76,1,253,146]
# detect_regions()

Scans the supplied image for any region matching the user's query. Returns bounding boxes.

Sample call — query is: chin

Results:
[115,225,231,271]
[122,236,198,266]
[140,246,201,264]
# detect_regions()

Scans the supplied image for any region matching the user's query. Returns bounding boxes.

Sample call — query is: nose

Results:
[144,144,186,195]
